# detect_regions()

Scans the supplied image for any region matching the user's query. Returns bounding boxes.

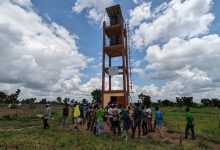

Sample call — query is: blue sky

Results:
[0,0,220,102]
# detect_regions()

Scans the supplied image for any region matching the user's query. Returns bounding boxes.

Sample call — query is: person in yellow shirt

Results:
[73,103,81,129]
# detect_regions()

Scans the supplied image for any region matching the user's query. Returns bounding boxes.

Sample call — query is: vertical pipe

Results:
[109,56,111,91]
[125,23,130,103]
[102,21,106,106]
[121,18,126,106]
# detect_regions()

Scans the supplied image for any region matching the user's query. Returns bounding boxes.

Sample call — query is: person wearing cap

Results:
[43,103,51,129]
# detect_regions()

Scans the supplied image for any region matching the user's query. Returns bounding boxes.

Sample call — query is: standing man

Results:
[155,106,164,138]
[185,107,195,140]
[121,107,132,141]
[112,104,121,136]
[141,105,148,136]
[62,103,69,129]
[146,105,153,132]
[73,103,81,129]
[43,104,51,129]
[96,105,105,136]
[107,104,114,134]
[86,105,95,131]
[132,103,142,138]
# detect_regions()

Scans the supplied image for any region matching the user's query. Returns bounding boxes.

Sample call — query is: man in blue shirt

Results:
[155,106,164,138]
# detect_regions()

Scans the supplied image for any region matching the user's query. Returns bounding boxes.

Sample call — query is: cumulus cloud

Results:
[143,34,220,101]
[129,2,151,28]
[146,35,220,80]
[131,0,214,48]
[127,0,220,101]
[11,0,32,8]
[0,0,91,100]
[72,0,115,24]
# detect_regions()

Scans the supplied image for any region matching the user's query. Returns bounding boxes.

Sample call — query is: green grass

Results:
[0,127,205,150]
[161,107,220,143]
[0,105,219,150]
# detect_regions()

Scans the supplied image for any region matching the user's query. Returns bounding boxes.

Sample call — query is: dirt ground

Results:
[0,106,219,150]
[58,121,220,150]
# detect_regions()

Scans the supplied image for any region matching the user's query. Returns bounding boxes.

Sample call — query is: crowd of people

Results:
[42,102,195,141]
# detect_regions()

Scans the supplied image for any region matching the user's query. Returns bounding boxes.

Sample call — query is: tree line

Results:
[0,89,220,108]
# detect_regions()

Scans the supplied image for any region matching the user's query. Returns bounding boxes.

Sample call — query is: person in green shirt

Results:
[184,107,195,140]
[96,105,105,136]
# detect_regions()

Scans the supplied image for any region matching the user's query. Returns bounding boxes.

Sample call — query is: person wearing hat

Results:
[43,103,51,129]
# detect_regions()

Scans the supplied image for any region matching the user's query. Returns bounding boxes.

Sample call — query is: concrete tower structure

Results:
[102,4,130,107]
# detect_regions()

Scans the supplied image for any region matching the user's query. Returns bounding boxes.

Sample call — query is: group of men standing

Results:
[106,103,163,139]
[42,102,195,140]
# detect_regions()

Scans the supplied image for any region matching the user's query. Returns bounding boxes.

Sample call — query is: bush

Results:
[28,103,36,109]
[10,104,19,109]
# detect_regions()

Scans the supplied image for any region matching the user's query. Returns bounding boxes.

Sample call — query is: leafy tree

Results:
[0,91,7,103]
[39,98,47,104]
[82,98,88,104]
[70,99,75,104]
[56,97,62,104]
[157,100,162,106]
[138,93,151,106]
[21,98,36,104]
[162,99,172,107]
[91,89,102,104]
[63,97,70,104]
[182,97,193,107]
[5,89,21,104]
[201,98,212,107]
[211,98,220,107]
[176,97,183,107]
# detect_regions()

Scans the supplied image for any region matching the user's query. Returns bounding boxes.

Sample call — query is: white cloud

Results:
[124,0,220,101]
[11,0,32,8]
[131,0,214,48]
[129,2,151,29]
[143,34,220,101]
[72,0,115,24]
[146,35,220,80]
[0,0,92,100]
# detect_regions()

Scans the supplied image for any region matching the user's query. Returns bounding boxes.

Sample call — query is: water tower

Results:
[102,4,130,107]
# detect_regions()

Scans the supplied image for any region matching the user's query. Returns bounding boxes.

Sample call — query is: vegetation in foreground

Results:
[0,105,219,150]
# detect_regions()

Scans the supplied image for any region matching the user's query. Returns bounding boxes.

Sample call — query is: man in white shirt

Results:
[108,104,114,133]
[112,104,121,135]
[43,104,51,129]
[145,106,152,132]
